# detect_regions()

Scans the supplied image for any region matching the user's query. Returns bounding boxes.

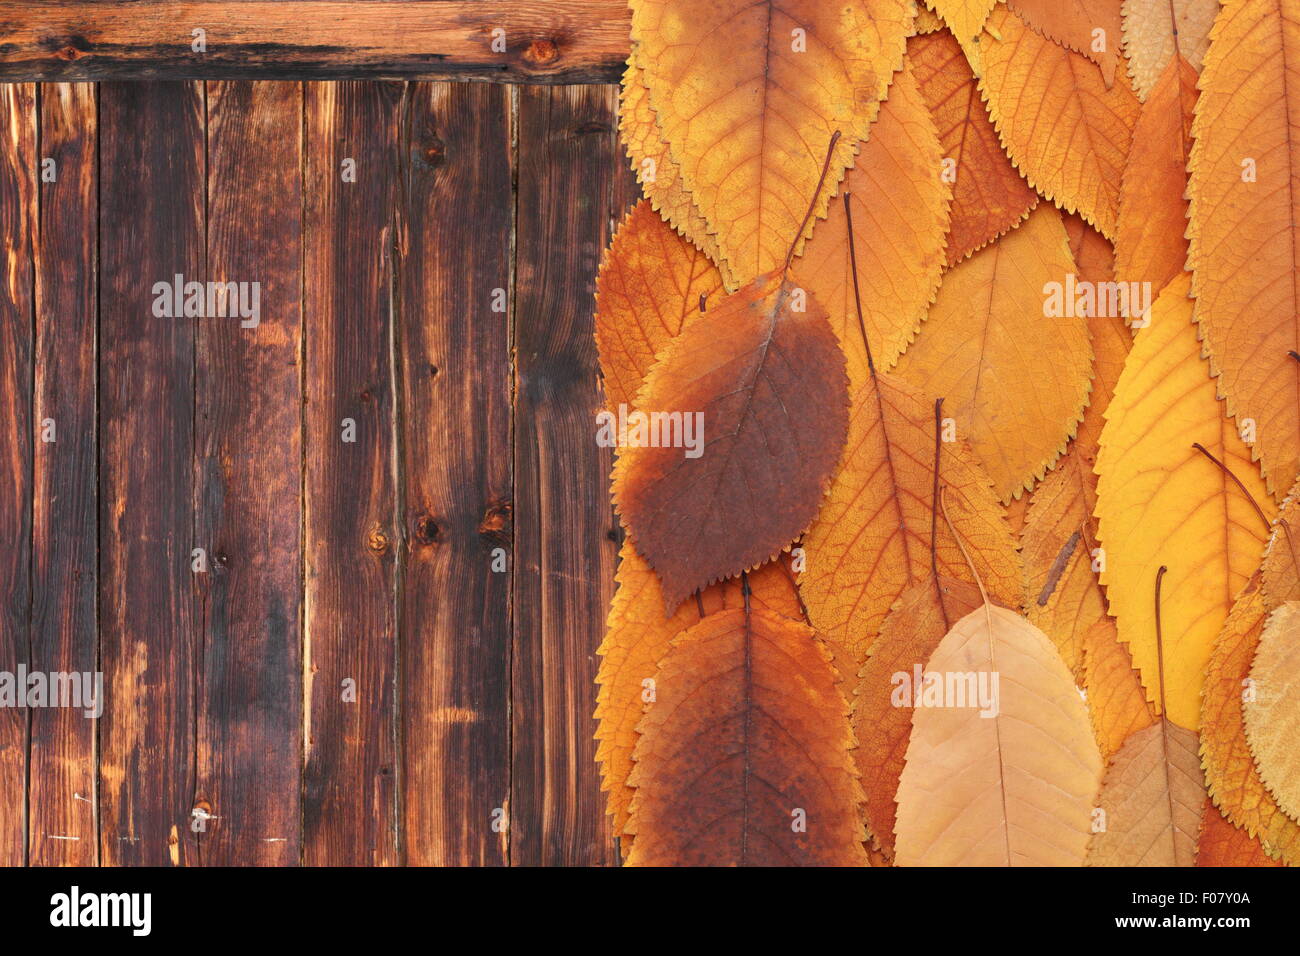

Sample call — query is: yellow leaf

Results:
[1096,274,1274,729]
[630,0,912,279]
[925,0,999,46]
[794,59,951,383]
[594,200,724,410]
[624,607,867,865]
[980,4,1141,238]
[1186,0,1300,496]
[894,604,1103,865]
[1086,720,1205,866]
[800,371,1021,667]
[894,206,1092,501]
[1244,602,1300,824]
[1121,0,1218,101]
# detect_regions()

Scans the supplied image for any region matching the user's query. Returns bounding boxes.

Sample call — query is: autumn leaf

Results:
[618,54,728,279]
[925,0,998,47]
[794,59,951,380]
[893,603,1103,866]
[1243,602,1300,824]
[1200,582,1300,865]
[915,5,946,33]
[1261,479,1300,607]
[980,3,1141,238]
[1115,55,1197,298]
[800,372,1021,667]
[1197,802,1285,866]
[613,272,849,612]
[894,206,1092,501]
[630,0,911,279]
[909,26,1039,264]
[1086,720,1205,866]
[594,200,724,411]
[1122,0,1218,101]
[595,544,802,840]
[624,605,867,866]
[1187,0,1300,497]
[1083,617,1158,760]
[853,575,986,859]
[1096,275,1274,729]
[1008,0,1124,87]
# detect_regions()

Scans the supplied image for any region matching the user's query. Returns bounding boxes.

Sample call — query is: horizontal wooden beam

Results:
[0,1,632,82]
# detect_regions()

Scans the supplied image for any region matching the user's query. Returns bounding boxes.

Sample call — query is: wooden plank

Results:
[28,81,97,867]
[98,81,204,866]
[303,80,401,866]
[0,2,630,83]
[396,81,513,867]
[193,80,303,865]
[511,84,636,866]
[0,82,35,868]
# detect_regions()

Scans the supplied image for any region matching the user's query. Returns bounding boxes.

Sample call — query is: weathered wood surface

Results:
[0,1,632,83]
[2,79,631,865]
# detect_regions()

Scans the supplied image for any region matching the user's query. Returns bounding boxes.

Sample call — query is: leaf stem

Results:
[931,398,951,629]
[842,191,876,376]
[782,130,841,276]
[1190,442,1270,532]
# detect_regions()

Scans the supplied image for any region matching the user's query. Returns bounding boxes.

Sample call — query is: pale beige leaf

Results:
[1244,601,1300,824]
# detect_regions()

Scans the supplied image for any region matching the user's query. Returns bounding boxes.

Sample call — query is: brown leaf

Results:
[613,273,849,612]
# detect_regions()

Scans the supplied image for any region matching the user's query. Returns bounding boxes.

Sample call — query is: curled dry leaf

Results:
[595,544,802,841]
[1096,275,1273,730]
[800,371,1021,668]
[594,200,724,411]
[618,54,727,278]
[1243,602,1300,823]
[894,205,1092,501]
[1008,0,1124,88]
[624,606,867,866]
[630,0,911,279]
[794,59,951,380]
[1086,720,1205,866]
[613,272,849,613]
[1187,0,1300,497]
[854,575,986,859]
[1200,582,1299,865]
[1121,0,1218,101]
[909,26,1039,264]
[893,604,1104,866]
[1197,802,1285,867]
[980,4,1141,239]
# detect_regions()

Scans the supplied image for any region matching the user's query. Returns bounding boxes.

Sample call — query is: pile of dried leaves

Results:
[593,0,1298,867]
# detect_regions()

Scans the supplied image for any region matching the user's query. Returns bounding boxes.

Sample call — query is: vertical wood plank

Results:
[511,84,636,866]
[29,82,97,866]
[98,81,204,866]
[396,81,513,867]
[303,80,401,866]
[0,82,35,868]
[194,80,303,866]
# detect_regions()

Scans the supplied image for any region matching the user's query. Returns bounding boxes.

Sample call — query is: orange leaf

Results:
[613,273,848,612]
[794,58,951,380]
[1187,0,1300,497]
[1008,0,1124,87]
[630,0,911,279]
[894,206,1093,501]
[594,200,724,411]
[1082,616,1157,761]
[980,4,1141,238]
[1197,802,1285,866]
[910,26,1038,263]
[624,606,867,865]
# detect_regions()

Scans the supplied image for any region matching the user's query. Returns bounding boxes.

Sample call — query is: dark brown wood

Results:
[98,81,204,866]
[396,81,513,866]
[510,84,636,866]
[0,2,631,83]
[193,80,303,865]
[303,80,401,866]
[28,81,97,867]
[0,82,35,869]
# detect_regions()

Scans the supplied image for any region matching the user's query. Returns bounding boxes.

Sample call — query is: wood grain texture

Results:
[194,80,303,865]
[0,2,631,83]
[98,81,204,866]
[396,82,513,866]
[302,80,401,866]
[0,82,35,868]
[511,84,635,866]
[28,82,97,867]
